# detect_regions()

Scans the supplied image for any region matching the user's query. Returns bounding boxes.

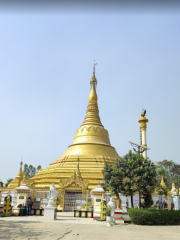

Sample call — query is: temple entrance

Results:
[64,191,82,212]
[58,170,89,211]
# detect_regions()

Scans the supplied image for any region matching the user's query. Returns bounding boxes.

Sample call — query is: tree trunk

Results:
[139,191,141,208]
[131,194,134,208]
[115,193,121,209]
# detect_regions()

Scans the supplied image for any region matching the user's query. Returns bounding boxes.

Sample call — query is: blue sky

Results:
[0,7,180,183]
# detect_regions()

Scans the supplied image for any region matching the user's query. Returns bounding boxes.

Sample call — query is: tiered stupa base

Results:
[32,154,117,191]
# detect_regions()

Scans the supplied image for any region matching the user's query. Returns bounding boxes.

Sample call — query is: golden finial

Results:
[139,109,148,130]
[160,175,166,187]
[93,60,97,75]
[17,160,23,178]
[141,109,146,117]
[22,170,28,184]
[89,61,98,102]
[90,61,98,87]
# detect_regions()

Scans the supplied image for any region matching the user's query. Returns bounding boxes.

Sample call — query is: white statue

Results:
[158,193,164,209]
[107,197,116,222]
[173,190,180,210]
[48,183,56,207]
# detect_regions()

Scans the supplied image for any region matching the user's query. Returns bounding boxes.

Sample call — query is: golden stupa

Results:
[6,162,23,191]
[31,64,120,196]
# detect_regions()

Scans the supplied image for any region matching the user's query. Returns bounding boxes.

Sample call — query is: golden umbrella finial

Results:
[91,60,98,88]
[20,156,23,167]
[93,60,97,75]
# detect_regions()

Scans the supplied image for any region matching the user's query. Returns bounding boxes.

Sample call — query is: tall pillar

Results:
[91,184,105,220]
[138,109,148,159]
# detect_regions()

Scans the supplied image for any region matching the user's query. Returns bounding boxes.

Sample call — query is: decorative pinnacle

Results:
[93,60,97,75]
[22,170,26,183]
[141,109,146,117]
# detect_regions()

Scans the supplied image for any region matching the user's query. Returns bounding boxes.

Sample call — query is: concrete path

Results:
[0,212,180,240]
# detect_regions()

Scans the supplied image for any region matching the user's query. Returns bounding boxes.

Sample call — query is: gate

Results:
[64,191,82,212]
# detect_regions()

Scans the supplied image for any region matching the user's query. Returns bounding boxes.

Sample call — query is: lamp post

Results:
[128,141,150,208]
[128,141,150,154]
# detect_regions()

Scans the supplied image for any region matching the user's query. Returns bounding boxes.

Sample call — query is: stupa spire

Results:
[17,161,23,179]
[93,60,97,75]
[81,62,103,127]
[90,60,97,89]
[6,161,23,190]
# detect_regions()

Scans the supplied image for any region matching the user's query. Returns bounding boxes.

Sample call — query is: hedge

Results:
[128,208,180,225]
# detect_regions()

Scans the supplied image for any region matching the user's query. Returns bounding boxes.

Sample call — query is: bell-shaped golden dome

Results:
[32,65,120,191]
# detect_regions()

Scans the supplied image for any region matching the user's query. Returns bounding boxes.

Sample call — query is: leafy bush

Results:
[128,208,180,225]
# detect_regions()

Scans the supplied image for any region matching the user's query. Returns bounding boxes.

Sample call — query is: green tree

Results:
[156,160,180,189]
[157,168,166,176]
[5,178,13,188]
[157,185,169,197]
[37,165,42,172]
[141,191,153,209]
[102,150,157,208]
[102,159,136,207]
[0,181,4,188]
[24,164,42,178]
[133,156,157,208]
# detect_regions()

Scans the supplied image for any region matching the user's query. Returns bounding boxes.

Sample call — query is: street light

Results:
[128,141,150,154]
[128,141,151,208]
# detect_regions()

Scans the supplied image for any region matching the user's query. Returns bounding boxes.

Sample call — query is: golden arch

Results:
[58,170,89,210]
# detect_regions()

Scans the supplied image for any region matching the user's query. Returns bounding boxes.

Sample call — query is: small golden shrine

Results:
[6,162,23,190]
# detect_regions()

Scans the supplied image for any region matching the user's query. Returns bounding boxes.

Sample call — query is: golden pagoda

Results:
[6,162,23,190]
[27,64,119,209]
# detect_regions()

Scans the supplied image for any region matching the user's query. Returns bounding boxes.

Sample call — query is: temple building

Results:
[32,64,119,188]
[6,64,120,210]
[4,65,179,211]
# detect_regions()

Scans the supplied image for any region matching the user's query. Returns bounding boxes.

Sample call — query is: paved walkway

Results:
[0,212,180,240]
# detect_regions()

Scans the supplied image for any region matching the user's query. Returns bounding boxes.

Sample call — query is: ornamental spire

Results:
[17,161,23,179]
[81,63,103,127]
[93,60,97,75]
[90,61,97,89]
